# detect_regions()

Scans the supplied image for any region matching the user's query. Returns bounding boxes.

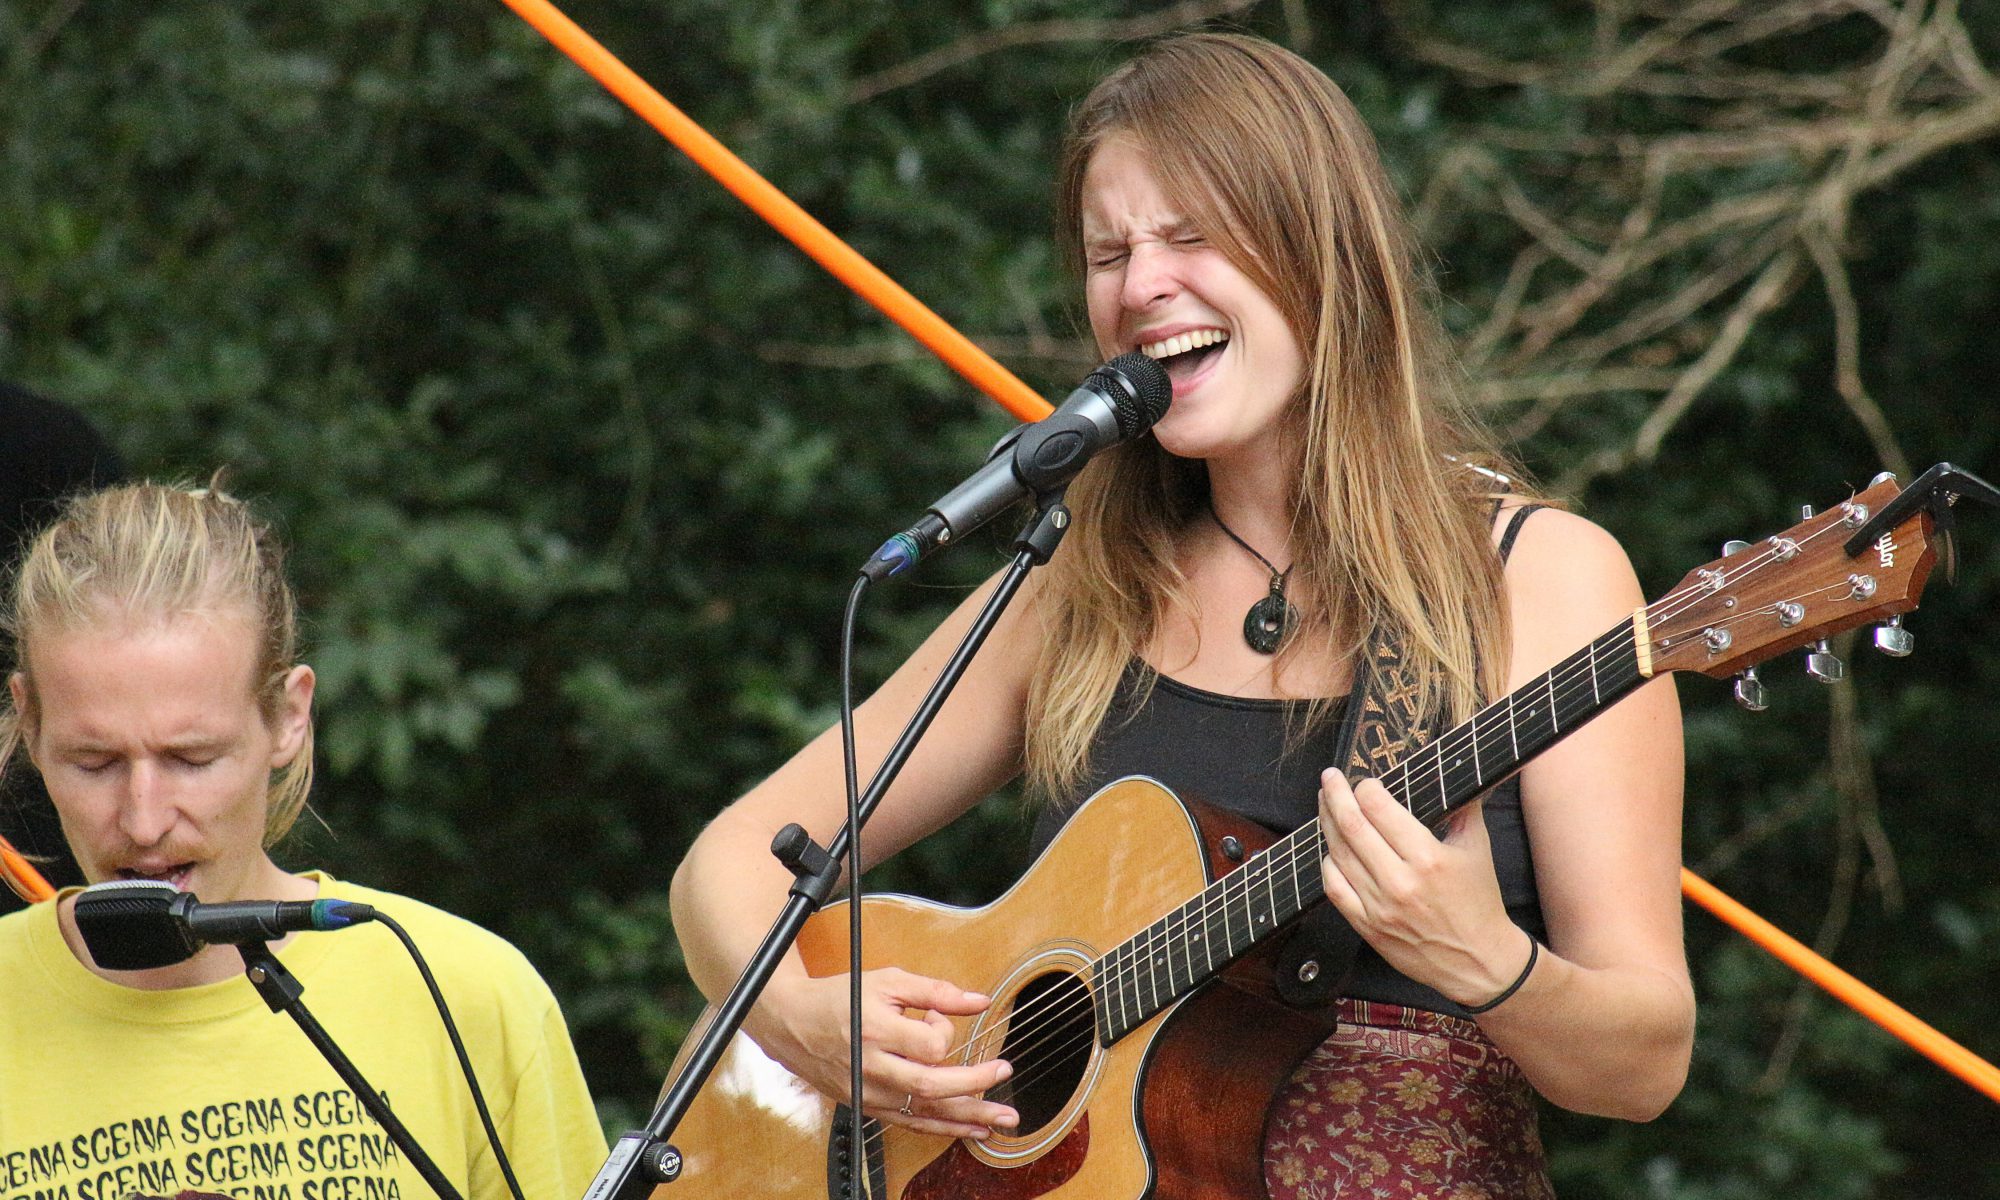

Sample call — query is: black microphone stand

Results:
[584,493,1073,1200]
[236,940,466,1200]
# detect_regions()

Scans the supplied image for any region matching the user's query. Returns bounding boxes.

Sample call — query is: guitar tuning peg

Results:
[1807,638,1845,684]
[1874,615,1914,657]
[1722,539,1750,556]
[1733,666,1769,711]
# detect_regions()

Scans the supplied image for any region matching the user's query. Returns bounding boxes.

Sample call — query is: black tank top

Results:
[1023,506,1548,1015]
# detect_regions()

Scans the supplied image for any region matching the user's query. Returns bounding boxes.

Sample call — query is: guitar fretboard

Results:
[1089,617,1646,1044]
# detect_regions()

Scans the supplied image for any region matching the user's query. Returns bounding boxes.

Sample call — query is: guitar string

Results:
[860,511,1870,1144]
[912,517,1862,1102]
[922,527,1858,1100]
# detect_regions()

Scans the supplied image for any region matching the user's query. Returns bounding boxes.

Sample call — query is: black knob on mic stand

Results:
[236,940,466,1200]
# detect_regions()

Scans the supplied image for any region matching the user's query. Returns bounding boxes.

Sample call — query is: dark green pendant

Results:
[1243,586,1296,654]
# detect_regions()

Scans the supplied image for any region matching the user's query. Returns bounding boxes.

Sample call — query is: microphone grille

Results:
[73,880,201,971]
[1094,353,1173,438]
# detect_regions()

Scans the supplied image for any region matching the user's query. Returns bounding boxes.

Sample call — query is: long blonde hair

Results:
[1026,33,1531,803]
[1,481,315,844]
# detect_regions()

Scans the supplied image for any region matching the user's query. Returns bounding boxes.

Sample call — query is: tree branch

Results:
[1804,223,1912,479]
[1559,248,1803,492]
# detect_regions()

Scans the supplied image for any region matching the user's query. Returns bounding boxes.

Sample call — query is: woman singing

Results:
[671,32,1691,1196]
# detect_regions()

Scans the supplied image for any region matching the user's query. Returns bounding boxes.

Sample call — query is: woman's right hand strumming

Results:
[669,572,1041,1138]
[751,968,1021,1140]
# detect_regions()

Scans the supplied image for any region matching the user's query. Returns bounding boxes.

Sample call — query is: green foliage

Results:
[5,1,1998,1194]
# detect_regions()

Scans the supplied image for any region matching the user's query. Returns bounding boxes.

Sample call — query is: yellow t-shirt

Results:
[0,874,606,1200]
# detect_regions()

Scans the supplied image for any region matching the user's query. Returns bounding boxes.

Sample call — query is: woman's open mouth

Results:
[1140,328,1229,387]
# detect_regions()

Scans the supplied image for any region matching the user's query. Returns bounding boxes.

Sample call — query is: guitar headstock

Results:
[1643,476,1937,680]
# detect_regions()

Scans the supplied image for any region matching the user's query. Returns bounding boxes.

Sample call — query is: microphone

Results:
[861,352,1172,580]
[73,879,377,971]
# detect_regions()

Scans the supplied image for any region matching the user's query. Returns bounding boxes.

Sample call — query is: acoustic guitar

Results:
[661,474,1938,1200]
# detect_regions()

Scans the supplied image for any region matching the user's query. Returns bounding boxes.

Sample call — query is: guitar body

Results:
[658,777,1337,1200]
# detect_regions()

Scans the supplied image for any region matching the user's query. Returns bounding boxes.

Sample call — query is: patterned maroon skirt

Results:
[1262,999,1555,1199]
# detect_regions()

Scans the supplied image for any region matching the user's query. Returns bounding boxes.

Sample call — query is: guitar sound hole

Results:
[984,969,1094,1134]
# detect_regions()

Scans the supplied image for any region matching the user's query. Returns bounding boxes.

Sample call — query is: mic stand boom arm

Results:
[586,493,1074,1200]
[235,940,467,1200]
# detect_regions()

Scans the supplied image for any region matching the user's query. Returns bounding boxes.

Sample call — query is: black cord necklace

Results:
[1208,503,1297,654]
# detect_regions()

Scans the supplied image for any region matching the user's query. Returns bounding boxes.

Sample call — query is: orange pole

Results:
[495,0,1053,424]
[0,833,55,904]
[1683,868,2000,1104]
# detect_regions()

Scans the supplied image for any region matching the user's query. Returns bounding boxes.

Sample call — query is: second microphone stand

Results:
[237,940,465,1200]
[583,491,1073,1200]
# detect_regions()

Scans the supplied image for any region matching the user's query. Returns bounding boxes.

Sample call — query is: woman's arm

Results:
[669,571,1041,1137]
[1317,507,1693,1120]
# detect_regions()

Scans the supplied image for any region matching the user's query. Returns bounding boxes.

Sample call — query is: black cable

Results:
[375,912,529,1200]
[838,573,870,1191]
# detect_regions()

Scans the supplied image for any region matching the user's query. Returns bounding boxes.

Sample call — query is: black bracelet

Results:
[1462,935,1539,1015]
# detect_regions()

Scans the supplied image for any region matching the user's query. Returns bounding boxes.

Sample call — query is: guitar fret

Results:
[1468,708,1483,790]
[1120,948,1136,1040]
[1154,923,1169,1010]
[1239,859,1260,946]
[1258,854,1278,937]
[1507,690,1520,761]
[1243,854,1267,933]
[1232,856,1248,952]
[1129,935,1145,1034]
[1207,876,1227,968]
[1293,833,1313,922]
[1135,923,1152,1018]
[1200,899,1218,974]
[1432,740,1446,816]
[1474,714,1503,792]
[1096,948,1110,1027]
[1146,923,1163,1011]
[1093,949,1112,1041]
[1168,909,1185,993]
[1223,870,1245,964]
[1088,962,1100,1028]
[1141,923,1160,1014]
[1296,828,1312,924]
[1208,868,1224,960]
[1545,667,1559,737]
[1113,943,1131,1038]
[1185,900,1201,993]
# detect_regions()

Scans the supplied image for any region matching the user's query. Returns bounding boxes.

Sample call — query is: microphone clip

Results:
[1008,412,1101,496]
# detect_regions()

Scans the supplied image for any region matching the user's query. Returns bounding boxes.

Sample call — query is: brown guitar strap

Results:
[1270,501,1540,1007]
[1270,620,1440,1006]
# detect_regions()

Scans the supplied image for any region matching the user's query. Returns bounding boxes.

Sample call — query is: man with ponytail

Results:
[671,32,1692,1195]
[0,481,605,1200]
